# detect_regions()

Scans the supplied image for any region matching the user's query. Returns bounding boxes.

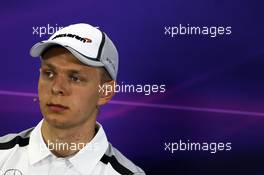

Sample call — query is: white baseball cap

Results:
[30,23,118,80]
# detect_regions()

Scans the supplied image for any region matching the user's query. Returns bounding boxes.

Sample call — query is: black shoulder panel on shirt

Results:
[0,128,33,150]
[0,136,29,150]
[100,154,134,175]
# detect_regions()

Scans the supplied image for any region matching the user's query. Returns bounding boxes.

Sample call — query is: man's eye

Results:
[42,70,54,79]
[70,76,81,82]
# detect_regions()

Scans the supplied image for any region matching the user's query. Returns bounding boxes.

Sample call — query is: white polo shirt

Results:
[0,120,145,175]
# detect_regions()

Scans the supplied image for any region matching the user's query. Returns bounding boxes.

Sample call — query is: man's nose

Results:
[51,75,70,96]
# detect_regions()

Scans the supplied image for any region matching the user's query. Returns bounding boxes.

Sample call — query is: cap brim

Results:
[30,41,104,67]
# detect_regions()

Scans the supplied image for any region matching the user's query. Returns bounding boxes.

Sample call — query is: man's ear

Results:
[97,80,116,106]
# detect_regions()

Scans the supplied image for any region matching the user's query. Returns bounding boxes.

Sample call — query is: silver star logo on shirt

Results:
[4,169,23,175]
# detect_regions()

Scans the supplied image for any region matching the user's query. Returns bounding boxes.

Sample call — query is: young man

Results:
[0,23,145,175]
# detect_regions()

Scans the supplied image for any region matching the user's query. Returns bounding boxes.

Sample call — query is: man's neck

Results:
[41,119,97,158]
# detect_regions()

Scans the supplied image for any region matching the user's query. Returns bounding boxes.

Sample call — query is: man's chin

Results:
[43,115,73,129]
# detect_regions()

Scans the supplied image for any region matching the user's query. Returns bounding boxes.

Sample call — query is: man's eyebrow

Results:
[67,70,83,74]
[41,62,87,74]
[41,62,56,69]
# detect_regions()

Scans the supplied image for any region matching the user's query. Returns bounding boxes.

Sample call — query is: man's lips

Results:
[47,103,69,112]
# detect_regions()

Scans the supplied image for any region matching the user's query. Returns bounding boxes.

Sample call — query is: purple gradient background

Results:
[1,0,264,174]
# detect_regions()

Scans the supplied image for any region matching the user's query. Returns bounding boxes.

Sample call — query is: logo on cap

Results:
[52,33,92,43]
